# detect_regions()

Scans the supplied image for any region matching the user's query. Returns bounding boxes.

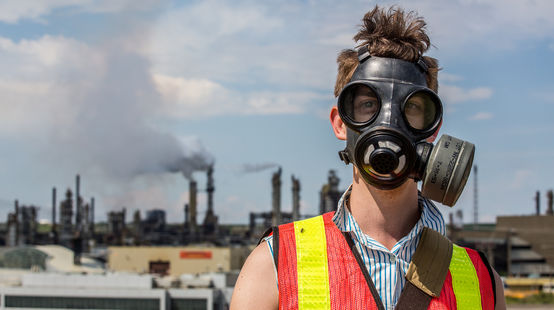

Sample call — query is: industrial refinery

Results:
[0,167,345,250]
[0,167,346,309]
[1,167,554,309]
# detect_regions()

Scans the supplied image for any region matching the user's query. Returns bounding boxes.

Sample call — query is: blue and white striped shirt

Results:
[265,185,446,310]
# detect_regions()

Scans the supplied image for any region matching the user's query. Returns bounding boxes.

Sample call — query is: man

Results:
[231,6,506,310]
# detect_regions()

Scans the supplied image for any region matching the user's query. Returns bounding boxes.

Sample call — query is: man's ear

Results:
[330,106,347,140]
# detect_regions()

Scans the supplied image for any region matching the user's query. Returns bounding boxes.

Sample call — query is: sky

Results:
[0,0,553,225]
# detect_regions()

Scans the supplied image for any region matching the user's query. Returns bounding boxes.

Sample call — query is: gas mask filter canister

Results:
[337,49,475,206]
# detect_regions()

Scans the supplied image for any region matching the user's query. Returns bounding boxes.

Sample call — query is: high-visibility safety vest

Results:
[269,212,496,310]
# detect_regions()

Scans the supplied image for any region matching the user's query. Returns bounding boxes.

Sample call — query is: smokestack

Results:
[449,213,455,240]
[272,167,282,226]
[75,174,81,230]
[546,190,554,215]
[90,197,95,234]
[207,165,214,213]
[292,175,300,221]
[184,203,189,227]
[320,170,341,214]
[52,187,57,233]
[84,203,89,230]
[535,191,541,215]
[189,180,197,232]
[14,199,19,245]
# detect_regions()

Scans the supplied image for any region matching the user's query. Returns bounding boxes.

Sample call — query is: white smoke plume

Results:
[239,162,279,174]
[0,11,214,184]
[165,137,214,180]
[47,44,212,181]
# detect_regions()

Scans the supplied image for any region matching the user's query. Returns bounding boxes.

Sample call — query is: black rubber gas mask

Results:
[337,50,475,206]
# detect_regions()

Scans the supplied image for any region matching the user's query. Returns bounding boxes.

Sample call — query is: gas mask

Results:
[337,49,474,206]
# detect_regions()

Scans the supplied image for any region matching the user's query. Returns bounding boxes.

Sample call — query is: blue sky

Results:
[0,0,553,225]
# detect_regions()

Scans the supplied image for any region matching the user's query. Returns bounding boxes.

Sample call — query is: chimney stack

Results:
[189,180,197,232]
[52,188,57,243]
[184,203,190,228]
[90,197,95,234]
[546,190,554,215]
[292,175,300,221]
[320,170,341,214]
[14,199,19,245]
[535,191,541,216]
[272,167,282,226]
[52,188,57,228]
[207,165,215,213]
[75,174,81,231]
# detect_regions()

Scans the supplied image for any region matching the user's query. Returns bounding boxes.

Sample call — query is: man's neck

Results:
[348,170,421,251]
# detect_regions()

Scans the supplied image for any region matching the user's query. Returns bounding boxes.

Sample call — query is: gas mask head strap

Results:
[356,44,429,73]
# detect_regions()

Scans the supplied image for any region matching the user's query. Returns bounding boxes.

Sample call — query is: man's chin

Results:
[353,167,417,196]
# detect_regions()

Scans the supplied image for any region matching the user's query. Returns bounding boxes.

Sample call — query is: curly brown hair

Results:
[334,6,439,97]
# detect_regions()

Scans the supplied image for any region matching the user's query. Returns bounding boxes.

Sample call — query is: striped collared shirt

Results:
[265,185,446,310]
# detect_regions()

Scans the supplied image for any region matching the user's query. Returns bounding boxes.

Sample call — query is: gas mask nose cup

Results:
[355,130,415,189]
[421,135,475,206]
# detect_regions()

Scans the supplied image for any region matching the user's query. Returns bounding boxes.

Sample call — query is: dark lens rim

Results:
[337,82,382,129]
[401,88,443,135]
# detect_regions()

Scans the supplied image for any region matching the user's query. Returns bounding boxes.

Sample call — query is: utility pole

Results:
[473,165,478,229]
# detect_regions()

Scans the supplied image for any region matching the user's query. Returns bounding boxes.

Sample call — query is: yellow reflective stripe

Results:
[294,216,331,310]
[449,244,482,310]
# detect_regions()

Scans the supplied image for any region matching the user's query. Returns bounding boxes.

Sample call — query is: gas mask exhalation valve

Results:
[337,51,475,207]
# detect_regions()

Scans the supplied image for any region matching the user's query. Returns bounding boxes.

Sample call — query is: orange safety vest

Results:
[268,212,496,310]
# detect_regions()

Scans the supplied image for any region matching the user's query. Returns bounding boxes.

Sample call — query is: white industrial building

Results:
[0,271,234,310]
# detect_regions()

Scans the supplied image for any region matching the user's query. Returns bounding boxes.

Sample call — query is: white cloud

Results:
[147,1,339,91]
[0,35,99,134]
[439,85,493,104]
[387,0,554,51]
[153,74,320,117]
[439,72,464,83]
[0,0,160,23]
[510,169,535,189]
[153,75,229,109]
[0,0,80,24]
[469,112,493,120]
[245,91,317,115]
[317,33,354,47]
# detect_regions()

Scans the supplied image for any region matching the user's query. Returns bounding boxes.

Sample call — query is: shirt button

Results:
[390,255,396,263]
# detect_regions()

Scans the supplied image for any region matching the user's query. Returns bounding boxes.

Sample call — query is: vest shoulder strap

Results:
[406,226,453,297]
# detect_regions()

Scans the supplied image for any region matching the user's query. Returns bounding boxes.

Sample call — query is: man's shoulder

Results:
[230,241,278,309]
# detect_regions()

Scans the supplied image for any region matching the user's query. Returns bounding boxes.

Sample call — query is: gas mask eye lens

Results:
[342,85,381,124]
[403,91,438,130]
